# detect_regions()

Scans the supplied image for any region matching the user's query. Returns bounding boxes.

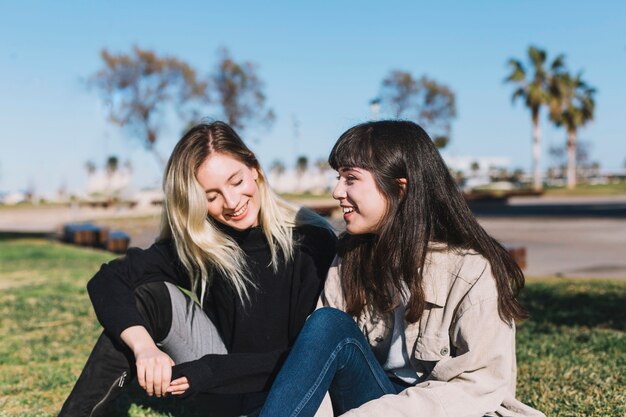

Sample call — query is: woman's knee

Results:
[134,281,171,305]
[303,308,360,340]
[134,282,172,342]
[308,307,353,325]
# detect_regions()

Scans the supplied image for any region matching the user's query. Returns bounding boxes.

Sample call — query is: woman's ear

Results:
[398,178,407,199]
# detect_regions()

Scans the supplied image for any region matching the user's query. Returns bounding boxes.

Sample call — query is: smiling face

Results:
[332,167,388,235]
[196,152,260,231]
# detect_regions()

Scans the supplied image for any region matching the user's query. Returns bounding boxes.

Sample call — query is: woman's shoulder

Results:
[124,238,177,259]
[426,244,488,277]
[294,223,338,248]
[107,239,180,273]
[424,246,497,304]
[291,224,338,274]
[88,238,189,296]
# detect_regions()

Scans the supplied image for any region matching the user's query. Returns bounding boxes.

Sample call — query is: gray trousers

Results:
[159,282,265,417]
[158,282,227,361]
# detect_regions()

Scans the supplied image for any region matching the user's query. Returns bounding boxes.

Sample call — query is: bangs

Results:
[328,126,377,171]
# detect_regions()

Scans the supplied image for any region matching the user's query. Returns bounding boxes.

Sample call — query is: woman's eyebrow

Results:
[340,167,364,176]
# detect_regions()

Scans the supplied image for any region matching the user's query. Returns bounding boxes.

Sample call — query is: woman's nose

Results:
[222,190,238,209]
[332,181,346,200]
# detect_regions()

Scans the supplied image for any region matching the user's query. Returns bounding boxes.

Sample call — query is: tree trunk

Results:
[566,129,577,189]
[532,118,542,191]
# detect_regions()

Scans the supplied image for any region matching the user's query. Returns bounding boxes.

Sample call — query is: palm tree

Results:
[295,156,309,194]
[505,46,565,191]
[269,159,286,176]
[85,160,96,176]
[105,156,119,176]
[548,72,596,189]
[296,156,308,176]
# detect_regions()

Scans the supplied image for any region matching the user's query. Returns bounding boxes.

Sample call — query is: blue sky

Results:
[1,0,624,194]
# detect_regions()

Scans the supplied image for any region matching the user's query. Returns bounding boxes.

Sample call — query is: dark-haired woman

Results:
[59,121,336,416]
[259,121,545,417]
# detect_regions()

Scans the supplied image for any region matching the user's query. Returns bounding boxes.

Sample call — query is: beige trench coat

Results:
[314,245,545,417]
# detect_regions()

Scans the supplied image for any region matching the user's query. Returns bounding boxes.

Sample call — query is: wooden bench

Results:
[62,223,130,254]
[504,245,527,270]
[105,231,131,254]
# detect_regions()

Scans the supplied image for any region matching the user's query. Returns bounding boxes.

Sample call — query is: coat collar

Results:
[421,242,451,308]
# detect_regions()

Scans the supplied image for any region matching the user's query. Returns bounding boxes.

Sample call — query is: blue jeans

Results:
[258,308,401,417]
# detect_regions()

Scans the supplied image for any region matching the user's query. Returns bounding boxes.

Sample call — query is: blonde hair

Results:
[159,121,329,304]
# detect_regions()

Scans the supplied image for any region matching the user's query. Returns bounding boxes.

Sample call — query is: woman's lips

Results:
[228,202,248,221]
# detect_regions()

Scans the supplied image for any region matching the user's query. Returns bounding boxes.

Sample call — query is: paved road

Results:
[0,205,162,233]
[330,195,626,279]
[473,195,626,278]
[327,216,626,280]
[469,195,626,218]
[478,217,626,278]
[2,196,625,279]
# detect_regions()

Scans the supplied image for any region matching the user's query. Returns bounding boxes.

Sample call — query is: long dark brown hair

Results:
[329,120,527,323]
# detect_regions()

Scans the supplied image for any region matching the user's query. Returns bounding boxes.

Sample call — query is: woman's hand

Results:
[167,376,190,396]
[134,343,175,397]
[120,325,175,397]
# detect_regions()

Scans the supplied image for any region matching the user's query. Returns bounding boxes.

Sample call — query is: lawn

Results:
[0,238,624,416]
[543,181,626,196]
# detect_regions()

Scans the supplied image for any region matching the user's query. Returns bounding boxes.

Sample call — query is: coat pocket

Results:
[414,334,451,361]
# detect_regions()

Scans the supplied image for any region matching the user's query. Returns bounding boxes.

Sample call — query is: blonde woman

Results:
[60,121,337,416]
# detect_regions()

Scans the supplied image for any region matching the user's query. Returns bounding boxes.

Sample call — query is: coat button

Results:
[440,347,449,355]
[375,336,384,342]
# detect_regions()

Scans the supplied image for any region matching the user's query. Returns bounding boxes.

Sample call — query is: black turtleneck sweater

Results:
[87,224,337,395]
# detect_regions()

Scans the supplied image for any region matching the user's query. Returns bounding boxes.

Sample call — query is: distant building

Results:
[87,170,132,196]
[266,155,518,194]
[267,168,335,195]
[443,155,512,177]
[1,190,28,205]
[131,189,164,208]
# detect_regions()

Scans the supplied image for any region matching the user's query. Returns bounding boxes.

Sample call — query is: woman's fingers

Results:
[133,345,175,397]
[137,363,146,390]
[145,362,154,396]
[167,376,189,395]
[136,354,182,397]
[161,362,172,397]
[170,376,188,386]
[153,364,162,396]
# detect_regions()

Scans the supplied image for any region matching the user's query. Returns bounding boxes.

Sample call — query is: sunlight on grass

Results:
[514,276,625,415]
[0,238,624,416]
[544,182,626,196]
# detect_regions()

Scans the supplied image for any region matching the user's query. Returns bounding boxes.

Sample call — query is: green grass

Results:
[515,277,625,416]
[0,238,114,416]
[1,239,624,416]
[544,181,626,196]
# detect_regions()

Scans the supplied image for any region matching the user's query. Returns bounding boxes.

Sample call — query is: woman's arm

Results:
[169,350,287,396]
[87,241,189,345]
[87,241,189,397]
[121,325,175,397]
